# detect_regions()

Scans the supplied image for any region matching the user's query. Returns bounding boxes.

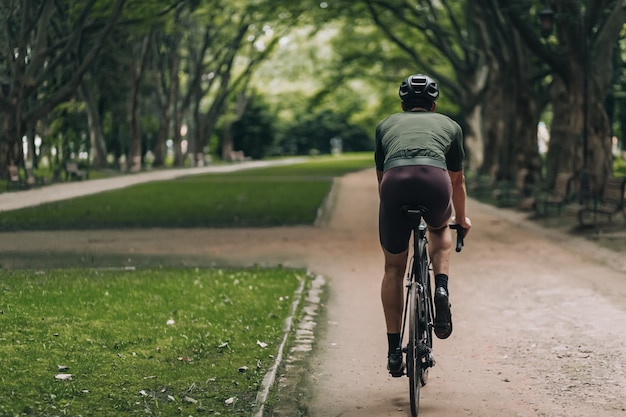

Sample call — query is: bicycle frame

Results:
[399,207,431,361]
[399,206,464,417]
[399,207,433,417]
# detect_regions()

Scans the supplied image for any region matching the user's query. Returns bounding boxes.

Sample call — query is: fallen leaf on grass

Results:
[257,340,268,348]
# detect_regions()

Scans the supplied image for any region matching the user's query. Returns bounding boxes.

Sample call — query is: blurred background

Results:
[1,0,625,200]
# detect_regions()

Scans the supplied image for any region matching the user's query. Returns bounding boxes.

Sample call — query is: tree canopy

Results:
[1,0,625,196]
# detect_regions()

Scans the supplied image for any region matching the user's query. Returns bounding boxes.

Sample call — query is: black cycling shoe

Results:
[387,349,405,377]
[434,287,453,339]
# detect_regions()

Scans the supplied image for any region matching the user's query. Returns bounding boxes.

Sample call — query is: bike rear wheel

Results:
[419,256,433,387]
[407,278,421,416]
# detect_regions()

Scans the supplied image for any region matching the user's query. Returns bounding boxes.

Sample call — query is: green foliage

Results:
[0,266,306,416]
[46,101,90,164]
[0,154,373,231]
[280,110,373,155]
[614,155,626,177]
[230,94,276,159]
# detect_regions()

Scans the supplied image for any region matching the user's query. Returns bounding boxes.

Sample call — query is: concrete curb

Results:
[314,177,340,227]
[254,273,326,417]
[253,276,307,417]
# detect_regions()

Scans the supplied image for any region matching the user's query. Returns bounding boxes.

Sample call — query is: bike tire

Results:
[407,270,421,417]
[419,253,433,387]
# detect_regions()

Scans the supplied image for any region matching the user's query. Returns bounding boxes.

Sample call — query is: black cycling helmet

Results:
[398,74,439,104]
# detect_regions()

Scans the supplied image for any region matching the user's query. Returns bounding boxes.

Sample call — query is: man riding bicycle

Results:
[375,74,472,376]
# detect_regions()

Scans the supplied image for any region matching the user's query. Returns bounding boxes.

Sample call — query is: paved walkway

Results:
[0,159,303,212]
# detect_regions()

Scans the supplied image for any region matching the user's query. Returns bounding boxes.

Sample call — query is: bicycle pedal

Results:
[424,353,435,369]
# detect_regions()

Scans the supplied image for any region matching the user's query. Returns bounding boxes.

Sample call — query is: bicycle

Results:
[398,205,464,417]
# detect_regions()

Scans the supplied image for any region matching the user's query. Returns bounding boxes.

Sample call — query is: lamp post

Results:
[538,4,590,204]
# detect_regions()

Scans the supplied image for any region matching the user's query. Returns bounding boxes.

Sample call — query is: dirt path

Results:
[2,168,626,416]
[303,170,626,417]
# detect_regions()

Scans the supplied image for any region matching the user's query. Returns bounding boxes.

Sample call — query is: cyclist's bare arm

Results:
[448,170,472,235]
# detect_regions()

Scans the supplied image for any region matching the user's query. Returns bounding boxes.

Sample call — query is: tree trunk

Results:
[192,100,205,166]
[460,104,484,173]
[6,103,24,170]
[481,72,510,180]
[521,1,623,196]
[81,82,108,169]
[153,36,181,168]
[172,98,184,167]
[221,91,249,161]
[513,88,542,185]
[127,34,150,172]
[547,59,613,197]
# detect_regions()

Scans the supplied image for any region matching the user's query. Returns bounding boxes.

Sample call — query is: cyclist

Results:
[375,74,472,376]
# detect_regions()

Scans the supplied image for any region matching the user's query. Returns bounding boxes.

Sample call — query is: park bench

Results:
[534,172,575,216]
[577,176,626,226]
[468,174,494,199]
[468,166,499,200]
[492,168,535,209]
[229,150,249,162]
[65,161,88,181]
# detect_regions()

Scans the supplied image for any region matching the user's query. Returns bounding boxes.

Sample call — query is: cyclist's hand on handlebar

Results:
[451,216,472,237]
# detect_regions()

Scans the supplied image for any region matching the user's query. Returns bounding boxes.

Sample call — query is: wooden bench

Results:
[492,168,534,208]
[65,161,88,181]
[534,172,575,216]
[229,150,250,162]
[468,175,493,199]
[577,176,626,226]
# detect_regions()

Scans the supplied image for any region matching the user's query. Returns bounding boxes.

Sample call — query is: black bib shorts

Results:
[379,165,452,254]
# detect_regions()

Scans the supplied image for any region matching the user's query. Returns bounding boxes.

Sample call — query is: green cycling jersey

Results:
[375,111,464,172]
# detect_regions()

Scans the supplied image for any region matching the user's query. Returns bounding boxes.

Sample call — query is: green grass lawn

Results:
[0,153,371,415]
[0,153,373,231]
[0,267,306,416]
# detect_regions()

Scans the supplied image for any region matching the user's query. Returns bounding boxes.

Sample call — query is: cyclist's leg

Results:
[378,168,413,374]
[379,167,414,335]
[428,225,452,277]
[424,179,453,288]
[381,248,408,334]
[420,168,454,339]
[380,245,409,375]
[427,225,454,339]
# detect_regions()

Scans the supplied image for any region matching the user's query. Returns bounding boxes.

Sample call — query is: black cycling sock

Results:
[435,274,449,291]
[387,333,401,355]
